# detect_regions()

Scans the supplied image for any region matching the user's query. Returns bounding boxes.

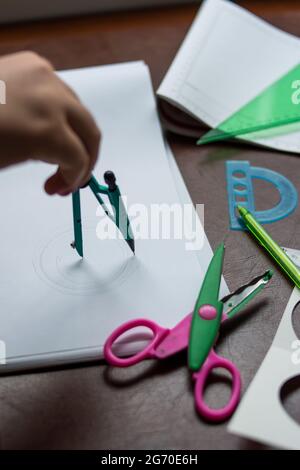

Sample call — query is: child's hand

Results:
[0,51,101,195]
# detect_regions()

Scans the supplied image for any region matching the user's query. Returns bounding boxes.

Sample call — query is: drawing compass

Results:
[71,171,135,257]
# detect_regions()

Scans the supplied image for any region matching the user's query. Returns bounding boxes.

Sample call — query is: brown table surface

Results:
[0,0,300,451]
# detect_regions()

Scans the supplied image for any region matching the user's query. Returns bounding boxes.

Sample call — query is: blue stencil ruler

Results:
[226,161,298,230]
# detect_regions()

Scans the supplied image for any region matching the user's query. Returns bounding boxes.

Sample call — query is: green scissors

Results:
[104,241,272,422]
[188,242,272,420]
[71,171,135,257]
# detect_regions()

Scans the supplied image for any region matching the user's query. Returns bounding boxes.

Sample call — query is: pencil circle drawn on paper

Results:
[32,224,137,296]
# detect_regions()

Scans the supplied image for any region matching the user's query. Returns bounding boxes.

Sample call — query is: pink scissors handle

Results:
[193,349,241,422]
[104,318,169,367]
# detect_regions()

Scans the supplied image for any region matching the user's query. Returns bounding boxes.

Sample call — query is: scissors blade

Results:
[188,242,225,372]
[221,269,273,319]
[155,270,273,360]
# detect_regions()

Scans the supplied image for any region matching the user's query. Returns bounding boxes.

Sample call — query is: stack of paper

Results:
[0,61,222,372]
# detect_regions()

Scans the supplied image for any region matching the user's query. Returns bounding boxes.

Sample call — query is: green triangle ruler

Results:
[197,63,300,145]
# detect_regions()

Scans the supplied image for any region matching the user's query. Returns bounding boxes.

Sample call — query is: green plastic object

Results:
[188,243,225,371]
[71,172,135,257]
[197,63,300,145]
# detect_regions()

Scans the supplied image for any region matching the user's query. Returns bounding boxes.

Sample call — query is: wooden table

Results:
[0,1,300,450]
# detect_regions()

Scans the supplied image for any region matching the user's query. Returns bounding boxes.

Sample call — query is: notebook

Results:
[157,0,300,153]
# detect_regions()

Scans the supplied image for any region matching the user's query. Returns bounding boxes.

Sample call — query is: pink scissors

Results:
[104,269,272,422]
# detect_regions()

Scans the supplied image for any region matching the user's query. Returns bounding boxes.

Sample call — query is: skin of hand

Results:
[0,51,101,195]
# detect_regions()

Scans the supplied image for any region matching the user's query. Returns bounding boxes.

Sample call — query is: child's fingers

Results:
[44,169,69,196]
[44,126,91,194]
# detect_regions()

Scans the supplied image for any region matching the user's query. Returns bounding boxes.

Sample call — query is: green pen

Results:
[238,205,300,289]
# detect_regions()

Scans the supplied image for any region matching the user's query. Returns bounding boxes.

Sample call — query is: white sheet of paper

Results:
[157,0,300,153]
[0,61,225,372]
[229,248,300,450]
